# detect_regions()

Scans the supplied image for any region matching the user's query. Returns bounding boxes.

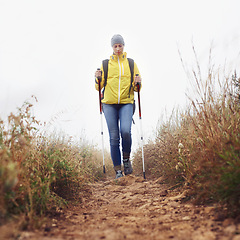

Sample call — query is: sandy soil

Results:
[1,175,240,240]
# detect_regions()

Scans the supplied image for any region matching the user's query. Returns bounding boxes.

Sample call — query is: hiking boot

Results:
[123,159,133,175]
[115,170,123,179]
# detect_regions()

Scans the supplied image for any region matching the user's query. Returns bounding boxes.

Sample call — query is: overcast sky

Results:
[1,0,240,151]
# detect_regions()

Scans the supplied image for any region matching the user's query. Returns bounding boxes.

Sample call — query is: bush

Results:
[133,48,240,216]
[0,97,111,228]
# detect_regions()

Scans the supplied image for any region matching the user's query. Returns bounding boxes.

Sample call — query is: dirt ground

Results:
[1,175,240,240]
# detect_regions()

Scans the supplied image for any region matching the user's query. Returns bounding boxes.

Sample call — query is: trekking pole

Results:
[97,68,105,174]
[136,74,145,179]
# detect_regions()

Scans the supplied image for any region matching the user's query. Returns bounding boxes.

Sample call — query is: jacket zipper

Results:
[118,57,121,104]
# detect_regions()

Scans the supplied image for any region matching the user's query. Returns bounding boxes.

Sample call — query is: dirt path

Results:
[9,175,240,239]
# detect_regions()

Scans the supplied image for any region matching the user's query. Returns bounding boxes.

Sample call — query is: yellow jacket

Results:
[95,52,141,104]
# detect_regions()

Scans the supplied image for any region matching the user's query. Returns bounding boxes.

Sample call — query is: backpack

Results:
[102,58,136,120]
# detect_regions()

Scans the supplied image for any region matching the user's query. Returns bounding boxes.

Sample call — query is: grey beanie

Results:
[111,34,125,47]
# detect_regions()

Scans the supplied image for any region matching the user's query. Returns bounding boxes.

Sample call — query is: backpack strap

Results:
[127,58,134,97]
[102,59,109,88]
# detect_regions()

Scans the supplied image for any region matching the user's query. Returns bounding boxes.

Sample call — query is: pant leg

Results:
[102,104,121,167]
[119,104,133,157]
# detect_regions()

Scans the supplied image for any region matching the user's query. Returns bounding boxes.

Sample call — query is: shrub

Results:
[0,97,111,228]
[133,48,240,216]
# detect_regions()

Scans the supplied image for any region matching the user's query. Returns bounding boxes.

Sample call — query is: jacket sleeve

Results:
[133,62,142,92]
[95,64,105,91]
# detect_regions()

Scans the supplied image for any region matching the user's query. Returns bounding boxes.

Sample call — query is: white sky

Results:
[1,0,240,151]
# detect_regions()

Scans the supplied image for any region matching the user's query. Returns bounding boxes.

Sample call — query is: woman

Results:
[95,34,142,179]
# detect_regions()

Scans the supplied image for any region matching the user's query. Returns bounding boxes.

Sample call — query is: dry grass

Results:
[133,48,240,216]
[0,97,112,229]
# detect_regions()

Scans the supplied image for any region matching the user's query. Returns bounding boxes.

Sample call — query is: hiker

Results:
[95,34,142,179]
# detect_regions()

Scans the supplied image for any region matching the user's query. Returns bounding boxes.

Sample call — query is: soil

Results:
[1,175,240,240]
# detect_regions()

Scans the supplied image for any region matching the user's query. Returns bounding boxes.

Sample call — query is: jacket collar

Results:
[110,52,127,61]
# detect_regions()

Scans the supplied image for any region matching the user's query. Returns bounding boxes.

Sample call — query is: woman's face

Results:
[112,44,124,56]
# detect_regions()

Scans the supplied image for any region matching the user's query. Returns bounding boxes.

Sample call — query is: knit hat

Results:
[111,34,125,47]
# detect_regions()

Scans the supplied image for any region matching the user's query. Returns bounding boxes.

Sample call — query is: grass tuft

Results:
[133,47,240,216]
[0,97,112,228]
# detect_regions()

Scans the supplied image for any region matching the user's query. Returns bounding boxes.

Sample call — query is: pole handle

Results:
[136,74,141,89]
[136,74,141,117]
[97,68,102,81]
[97,68,102,113]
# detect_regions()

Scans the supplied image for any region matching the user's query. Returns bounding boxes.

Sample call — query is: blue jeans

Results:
[103,103,133,167]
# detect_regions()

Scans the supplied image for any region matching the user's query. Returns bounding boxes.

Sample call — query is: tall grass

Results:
[0,97,112,228]
[133,49,240,216]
